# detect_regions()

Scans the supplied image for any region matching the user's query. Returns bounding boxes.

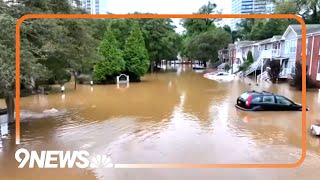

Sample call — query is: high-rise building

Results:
[81,0,107,14]
[231,0,275,30]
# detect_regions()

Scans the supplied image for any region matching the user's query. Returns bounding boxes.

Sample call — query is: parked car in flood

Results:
[311,120,320,136]
[235,91,309,111]
[204,72,236,81]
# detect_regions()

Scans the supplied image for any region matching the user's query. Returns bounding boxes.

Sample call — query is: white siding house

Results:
[281,26,299,78]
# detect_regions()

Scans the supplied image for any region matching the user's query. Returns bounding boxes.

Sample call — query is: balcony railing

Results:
[272,49,281,57]
[260,49,281,58]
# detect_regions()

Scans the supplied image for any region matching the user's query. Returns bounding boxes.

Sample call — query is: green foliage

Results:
[275,0,320,24]
[236,51,254,73]
[236,18,290,40]
[290,61,315,90]
[137,18,181,67]
[181,1,221,36]
[246,51,254,64]
[123,22,149,77]
[90,17,180,72]
[267,60,281,84]
[93,29,125,82]
[0,11,49,94]
[186,28,232,62]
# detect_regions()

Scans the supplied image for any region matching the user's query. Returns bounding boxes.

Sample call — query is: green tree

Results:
[267,60,281,84]
[237,51,254,73]
[247,51,254,64]
[290,61,315,90]
[137,18,179,71]
[274,0,320,24]
[181,1,221,36]
[123,22,149,81]
[186,28,232,64]
[236,18,256,40]
[0,9,49,123]
[93,28,125,82]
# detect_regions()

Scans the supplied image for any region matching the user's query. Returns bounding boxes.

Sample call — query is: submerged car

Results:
[235,91,308,111]
[192,65,205,70]
[204,72,236,81]
[311,121,320,136]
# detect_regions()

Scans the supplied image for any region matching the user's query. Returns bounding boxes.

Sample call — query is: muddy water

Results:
[0,65,320,180]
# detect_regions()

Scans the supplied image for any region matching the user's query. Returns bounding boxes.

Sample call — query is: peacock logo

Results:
[90,155,113,168]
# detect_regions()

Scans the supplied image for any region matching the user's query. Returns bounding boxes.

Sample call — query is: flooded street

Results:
[1,65,320,180]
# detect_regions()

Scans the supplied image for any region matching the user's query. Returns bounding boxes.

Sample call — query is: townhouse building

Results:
[221,24,320,87]
[295,25,320,87]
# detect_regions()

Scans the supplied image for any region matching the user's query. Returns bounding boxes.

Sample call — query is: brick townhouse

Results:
[296,25,320,87]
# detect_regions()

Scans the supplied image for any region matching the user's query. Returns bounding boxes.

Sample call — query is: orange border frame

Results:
[15,14,307,168]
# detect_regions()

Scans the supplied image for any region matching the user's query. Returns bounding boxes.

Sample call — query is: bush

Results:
[290,61,315,90]
[267,60,281,83]
[247,51,254,64]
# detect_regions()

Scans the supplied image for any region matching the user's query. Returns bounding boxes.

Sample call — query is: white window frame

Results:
[317,61,320,81]
[302,38,309,55]
[290,39,297,53]
[306,38,309,54]
[318,40,320,55]
[285,41,289,54]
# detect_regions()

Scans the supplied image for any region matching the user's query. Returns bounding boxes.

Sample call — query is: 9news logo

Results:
[15,148,113,169]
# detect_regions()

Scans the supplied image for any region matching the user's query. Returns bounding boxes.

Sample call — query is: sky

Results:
[106,0,232,33]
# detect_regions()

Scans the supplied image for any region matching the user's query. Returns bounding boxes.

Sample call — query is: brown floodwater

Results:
[0,65,320,180]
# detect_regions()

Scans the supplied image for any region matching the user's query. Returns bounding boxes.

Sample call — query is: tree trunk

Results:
[150,60,154,73]
[73,71,77,90]
[5,92,15,124]
[203,61,207,68]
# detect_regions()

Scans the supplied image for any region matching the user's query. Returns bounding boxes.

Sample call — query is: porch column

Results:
[260,59,264,81]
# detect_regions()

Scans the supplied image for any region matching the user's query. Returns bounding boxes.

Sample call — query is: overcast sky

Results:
[106,0,232,33]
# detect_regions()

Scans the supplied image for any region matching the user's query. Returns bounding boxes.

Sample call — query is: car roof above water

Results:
[243,90,274,96]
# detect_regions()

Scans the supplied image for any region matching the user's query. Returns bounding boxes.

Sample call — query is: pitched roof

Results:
[291,24,320,35]
[228,44,235,48]
[235,41,255,47]
[272,35,282,41]
[258,38,272,45]
[283,24,320,38]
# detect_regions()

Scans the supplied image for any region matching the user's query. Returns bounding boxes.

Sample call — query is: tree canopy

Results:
[123,22,150,79]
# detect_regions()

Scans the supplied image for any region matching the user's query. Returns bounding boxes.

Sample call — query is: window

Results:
[273,43,278,49]
[318,40,320,55]
[251,97,261,103]
[262,96,275,103]
[285,41,289,54]
[276,96,292,106]
[288,40,297,53]
[264,44,268,50]
[306,38,309,53]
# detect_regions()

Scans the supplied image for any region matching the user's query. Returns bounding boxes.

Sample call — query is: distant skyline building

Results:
[231,0,275,30]
[81,0,107,14]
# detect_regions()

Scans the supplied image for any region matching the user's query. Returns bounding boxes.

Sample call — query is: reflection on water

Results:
[0,123,8,138]
[0,65,320,180]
